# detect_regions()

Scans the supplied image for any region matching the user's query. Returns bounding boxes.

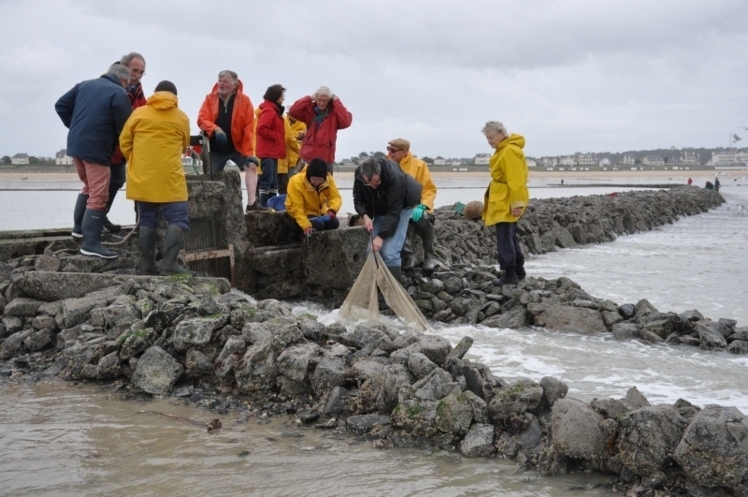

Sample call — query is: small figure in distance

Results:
[353,157,423,282]
[288,86,352,176]
[387,138,437,272]
[119,80,192,275]
[55,63,132,259]
[481,120,529,286]
[285,158,342,241]
[197,70,263,211]
[687,177,693,185]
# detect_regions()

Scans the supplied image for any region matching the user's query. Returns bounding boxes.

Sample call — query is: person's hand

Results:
[327,210,336,219]
[411,204,427,223]
[297,132,305,140]
[363,215,373,232]
[214,128,227,146]
[371,235,383,252]
[304,226,314,236]
[511,207,522,217]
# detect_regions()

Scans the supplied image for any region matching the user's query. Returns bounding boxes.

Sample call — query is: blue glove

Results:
[411,204,427,223]
[215,130,227,146]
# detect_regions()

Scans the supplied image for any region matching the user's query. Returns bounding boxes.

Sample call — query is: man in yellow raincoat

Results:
[387,138,437,272]
[480,121,529,285]
[120,80,191,275]
[284,158,342,241]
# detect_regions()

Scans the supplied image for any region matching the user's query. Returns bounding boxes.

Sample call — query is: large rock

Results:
[276,343,322,393]
[617,405,688,476]
[303,227,369,290]
[673,405,748,494]
[57,286,123,329]
[551,399,607,463]
[488,379,543,423]
[4,297,44,317]
[534,305,607,335]
[460,423,496,457]
[312,355,346,395]
[434,390,475,436]
[696,322,728,349]
[172,317,224,353]
[131,346,184,395]
[235,340,278,393]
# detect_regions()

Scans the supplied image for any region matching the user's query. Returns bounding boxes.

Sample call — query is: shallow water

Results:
[0,381,617,497]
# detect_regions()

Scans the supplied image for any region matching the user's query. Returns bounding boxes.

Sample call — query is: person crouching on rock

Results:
[387,138,438,272]
[353,157,423,282]
[481,121,529,286]
[119,80,192,275]
[284,158,342,241]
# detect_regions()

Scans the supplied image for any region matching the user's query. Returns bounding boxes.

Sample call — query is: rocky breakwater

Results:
[0,272,746,496]
[429,185,725,266]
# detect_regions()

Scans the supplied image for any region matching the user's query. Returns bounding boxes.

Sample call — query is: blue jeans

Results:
[210,151,245,173]
[259,158,278,192]
[137,201,190,231]
[370,208,413,267]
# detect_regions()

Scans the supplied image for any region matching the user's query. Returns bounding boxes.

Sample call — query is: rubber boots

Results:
[80,209,118,259]
[138,227,159,275]
[420,220,436,272]
[387,265,402,283]
[71,193,88,240]
[103,216,122,233]
[160,225,192,275]
[258,190,269,209]
[400,238,415,271]
[516,263,527,281]
[492,268,518,286]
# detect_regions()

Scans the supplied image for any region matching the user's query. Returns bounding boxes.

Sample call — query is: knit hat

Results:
[154,80,178,96]
[307,158,328,180]
[387,138,410,152]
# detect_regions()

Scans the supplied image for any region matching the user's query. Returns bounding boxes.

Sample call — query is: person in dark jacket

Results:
[103,51,148,233]
[55,63,132,259]
[353,157,422,281]
[256,84,287,208]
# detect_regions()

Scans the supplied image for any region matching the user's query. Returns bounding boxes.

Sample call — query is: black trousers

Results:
[495,222,524,270]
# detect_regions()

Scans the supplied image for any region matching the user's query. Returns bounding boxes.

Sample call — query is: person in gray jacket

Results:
[353,157,422,281]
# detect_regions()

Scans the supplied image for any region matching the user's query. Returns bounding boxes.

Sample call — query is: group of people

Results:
[54,53,529,285]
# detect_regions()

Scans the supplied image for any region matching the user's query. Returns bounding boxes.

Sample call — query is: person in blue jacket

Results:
[55,63,132,258]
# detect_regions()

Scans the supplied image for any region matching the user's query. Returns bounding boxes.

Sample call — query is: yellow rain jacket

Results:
[481,133,529,226]
[121,91,190,203]
[277,115,302,175]
[284,166,343,230]
[394,152,437,210]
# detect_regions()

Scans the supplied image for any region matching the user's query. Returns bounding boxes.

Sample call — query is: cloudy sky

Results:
[1,0,747,160]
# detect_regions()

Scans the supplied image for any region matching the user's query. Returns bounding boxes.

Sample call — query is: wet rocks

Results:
[131,345,184,395]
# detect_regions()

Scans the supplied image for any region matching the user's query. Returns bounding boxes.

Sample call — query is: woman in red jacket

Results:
[256,84,287,208]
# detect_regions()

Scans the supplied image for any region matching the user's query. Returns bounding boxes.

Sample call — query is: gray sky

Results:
[1,0,747,160]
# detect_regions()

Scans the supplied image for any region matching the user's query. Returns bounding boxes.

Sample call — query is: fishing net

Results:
[338,251,429,332]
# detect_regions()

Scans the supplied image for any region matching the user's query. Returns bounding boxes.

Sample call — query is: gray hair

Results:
[218,70,239,86]
[359,158,381,180]
[120,52,145,67]
[481,121,508,137]
[314,86,333,98]
[107,63,131,85]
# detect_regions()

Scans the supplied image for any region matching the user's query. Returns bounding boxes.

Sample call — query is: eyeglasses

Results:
[387,146,401,153]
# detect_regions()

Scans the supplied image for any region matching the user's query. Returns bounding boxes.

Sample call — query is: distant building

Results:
[449,159,462,166]
[474,153,490,165]
[559,156,575,166]
[540,156,558,167]
[599,158,611,167]
[433,156,446,166]
[575,153,598,166]
[620,155,635,165]
[55,149,73,166]
[642,155,665,166]
[526,158,537,167]
[709,151,748,166]
[11,153,29,165]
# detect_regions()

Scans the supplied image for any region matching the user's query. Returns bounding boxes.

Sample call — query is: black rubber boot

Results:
[492,268,519,286]
[400,238,415,271]
[138,227,159,275]
[160,225,193,275]
[419,219,436,272]
[516,263,526,280]
[80,209,118,259]
[102,216,122,234]
[387,265,402,283]
[72,193,88,240]
[258,190,269,208]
